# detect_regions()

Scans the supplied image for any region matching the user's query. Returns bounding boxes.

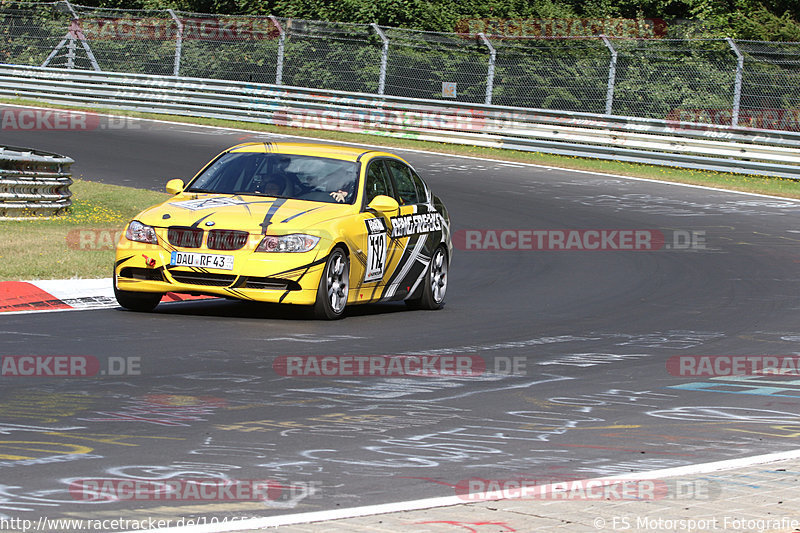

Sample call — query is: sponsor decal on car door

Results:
[364,217,388,283]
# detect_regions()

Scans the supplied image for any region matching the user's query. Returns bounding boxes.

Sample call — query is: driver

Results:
[254,156,295,196]
[260,175,287,196]
[327,168,357,203]
[271,156,297,197]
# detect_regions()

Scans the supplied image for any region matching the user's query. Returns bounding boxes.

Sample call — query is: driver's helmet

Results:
[260,174,287,196]
[276,156,292,171]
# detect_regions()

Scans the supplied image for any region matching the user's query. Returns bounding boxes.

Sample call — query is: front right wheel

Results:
[313,247,350,320]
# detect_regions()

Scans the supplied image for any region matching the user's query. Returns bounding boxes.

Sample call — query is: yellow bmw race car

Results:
[114,142,452,319]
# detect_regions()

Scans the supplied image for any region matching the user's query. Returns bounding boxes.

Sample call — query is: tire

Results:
[313,247,350,320]
[114,272,161,312]
[407,245,448,310]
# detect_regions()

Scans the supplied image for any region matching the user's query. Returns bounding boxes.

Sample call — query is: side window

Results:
[364,161,394,205]
[410,170,429,204]
[386,160,419,205]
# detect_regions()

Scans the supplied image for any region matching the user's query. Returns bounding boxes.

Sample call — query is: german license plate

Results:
[170,251,234,270]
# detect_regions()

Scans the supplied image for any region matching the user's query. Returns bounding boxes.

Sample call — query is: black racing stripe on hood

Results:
[260,198,287,234]
[281,206,322,224]
[191,213,215,228]
[233,195,252,216]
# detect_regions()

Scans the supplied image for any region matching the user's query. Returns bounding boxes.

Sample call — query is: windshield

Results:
[186,152,360,205]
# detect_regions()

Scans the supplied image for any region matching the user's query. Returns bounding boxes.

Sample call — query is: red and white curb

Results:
[0,278,210,314]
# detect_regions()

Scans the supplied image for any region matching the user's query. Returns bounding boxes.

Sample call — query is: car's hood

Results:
[138,194,354,234]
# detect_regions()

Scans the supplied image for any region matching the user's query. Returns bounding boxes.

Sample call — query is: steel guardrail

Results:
[0,144,73,217]
[1,63,799,179]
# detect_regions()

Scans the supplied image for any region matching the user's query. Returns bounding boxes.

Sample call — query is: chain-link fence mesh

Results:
[611,39,736,120]
[0,2,72,67]
[1,1,799,131]
[70,4,177,76]
[736,40,800,130]
[382,28,490,103]
[280,19,380,93]
[173,11,278,84]
[492,37,609,113]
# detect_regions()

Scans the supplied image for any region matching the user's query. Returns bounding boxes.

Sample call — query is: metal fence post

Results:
[269,16,285,85]
[478,32,496,105]
[601,35,617,116]
[167,9,183,77]
[727,38,744,127]
[66,30,76,69]
[371,23,389,96]
[43,0,101,71]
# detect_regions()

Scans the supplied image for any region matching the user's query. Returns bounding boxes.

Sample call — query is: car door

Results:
[381,158,441,301]
[350,158,398,302]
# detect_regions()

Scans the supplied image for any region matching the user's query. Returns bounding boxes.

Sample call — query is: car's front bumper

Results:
[114,236,328,306]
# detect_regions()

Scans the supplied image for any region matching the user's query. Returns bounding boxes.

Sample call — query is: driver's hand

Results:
[330,190,348,203]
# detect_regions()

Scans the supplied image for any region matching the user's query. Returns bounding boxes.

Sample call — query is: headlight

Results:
[256,234,320,253]
[125,220,158,244]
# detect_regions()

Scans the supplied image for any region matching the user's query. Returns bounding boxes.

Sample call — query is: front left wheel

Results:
[313,247,349,320]
[114,272,162,312]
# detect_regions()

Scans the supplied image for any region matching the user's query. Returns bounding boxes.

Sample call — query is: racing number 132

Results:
[371,234,384,270]
[365,233,386,282]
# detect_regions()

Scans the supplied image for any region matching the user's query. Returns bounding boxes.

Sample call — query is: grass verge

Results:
[0,180,168,280]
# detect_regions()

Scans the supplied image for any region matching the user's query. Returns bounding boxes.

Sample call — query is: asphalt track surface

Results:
[2,108,800,527]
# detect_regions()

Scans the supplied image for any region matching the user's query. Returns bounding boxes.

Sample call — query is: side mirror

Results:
[165,179,185,195]
[367,195,399,213]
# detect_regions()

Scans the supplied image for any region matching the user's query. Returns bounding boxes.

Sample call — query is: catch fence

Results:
[1,1,798,130]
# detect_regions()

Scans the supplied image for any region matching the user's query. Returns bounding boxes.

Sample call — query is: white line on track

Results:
[124,448,800,532]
